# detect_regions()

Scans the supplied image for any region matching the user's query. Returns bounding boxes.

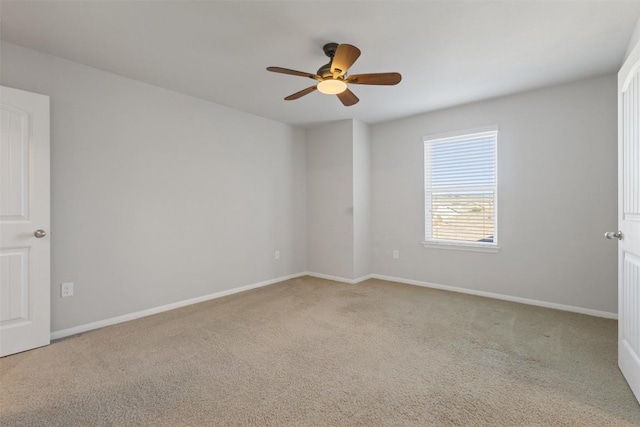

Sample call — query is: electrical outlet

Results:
[275,250,280,260]
[61,282,74,298]
[393,250,399,259]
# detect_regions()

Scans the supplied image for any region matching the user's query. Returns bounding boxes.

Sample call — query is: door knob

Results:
[34,229,46,238]
[604,231,623,240]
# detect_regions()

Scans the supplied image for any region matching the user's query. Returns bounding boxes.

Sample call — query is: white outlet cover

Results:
[61,282,74,297]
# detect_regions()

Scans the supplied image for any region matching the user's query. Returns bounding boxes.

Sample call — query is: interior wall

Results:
[306,120,354,279]
[352,120,372,279]
[1,42,307,332]
[625,15,640,60]
[0,41,622,327]
[371,74,618,314]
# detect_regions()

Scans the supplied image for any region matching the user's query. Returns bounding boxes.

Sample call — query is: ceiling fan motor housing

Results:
[317,63,333,78]
[318,43,339,78]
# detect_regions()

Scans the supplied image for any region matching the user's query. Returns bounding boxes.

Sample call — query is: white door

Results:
[617,41,640,403]
[0,86,50,357]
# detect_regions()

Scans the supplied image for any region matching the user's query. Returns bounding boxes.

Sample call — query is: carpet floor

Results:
[1,276,639,426]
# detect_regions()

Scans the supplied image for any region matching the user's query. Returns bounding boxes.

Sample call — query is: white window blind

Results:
[424,129,497,247]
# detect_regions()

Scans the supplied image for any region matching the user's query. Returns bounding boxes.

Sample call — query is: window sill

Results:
[421,241,500,253]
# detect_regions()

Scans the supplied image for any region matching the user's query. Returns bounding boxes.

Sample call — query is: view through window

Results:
[424,129,497,246]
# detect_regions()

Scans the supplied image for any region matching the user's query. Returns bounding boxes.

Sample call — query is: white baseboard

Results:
[51,271,617,340]
[304,272,373,285]
[50,272,307,340]
[370,274,618,319]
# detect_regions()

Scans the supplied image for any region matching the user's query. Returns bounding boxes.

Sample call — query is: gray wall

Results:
[306,120,354,279]
[1,42,307,331]
[305,119,372,281]
[371,74,618,313]
[626,16,640,61]
[353,120,372,279]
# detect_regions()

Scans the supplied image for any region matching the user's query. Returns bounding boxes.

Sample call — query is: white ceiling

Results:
[2,1,639,127]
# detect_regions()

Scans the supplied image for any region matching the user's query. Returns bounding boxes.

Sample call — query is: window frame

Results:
[422,126,499,253]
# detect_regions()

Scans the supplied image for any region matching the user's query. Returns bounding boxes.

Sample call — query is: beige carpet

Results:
[1,276,639,426]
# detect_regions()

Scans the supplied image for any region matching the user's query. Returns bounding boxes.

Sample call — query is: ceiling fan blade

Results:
[284,85,318,101]
[331,44,361,77]
[267,67,321,80]
[337,88,359,106]
[347,73,402,85]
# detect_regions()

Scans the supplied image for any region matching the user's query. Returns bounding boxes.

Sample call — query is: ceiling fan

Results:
[267,43,401,107]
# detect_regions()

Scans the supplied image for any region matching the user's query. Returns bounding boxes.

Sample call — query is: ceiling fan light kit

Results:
[267,42,402,106]
[317,79,347,94]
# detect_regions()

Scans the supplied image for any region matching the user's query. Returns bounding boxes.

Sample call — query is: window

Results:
[423,128,498,251]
